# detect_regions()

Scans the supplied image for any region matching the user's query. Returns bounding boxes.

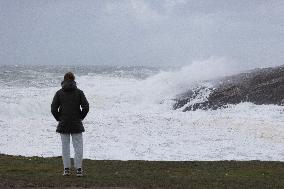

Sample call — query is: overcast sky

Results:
[0,0,283,68]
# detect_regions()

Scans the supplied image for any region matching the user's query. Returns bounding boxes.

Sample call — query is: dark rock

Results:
[173,66,284,111]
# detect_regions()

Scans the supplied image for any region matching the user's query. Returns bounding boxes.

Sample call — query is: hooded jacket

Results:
[51,80,89,133]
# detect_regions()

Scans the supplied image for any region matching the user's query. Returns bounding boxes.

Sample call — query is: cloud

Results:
[0,0,283,67]
[104,0,165,23]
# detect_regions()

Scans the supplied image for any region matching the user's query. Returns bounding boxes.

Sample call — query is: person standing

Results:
[51,72,89,177]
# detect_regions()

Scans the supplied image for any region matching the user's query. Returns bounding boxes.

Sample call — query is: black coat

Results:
[51,80,89,133]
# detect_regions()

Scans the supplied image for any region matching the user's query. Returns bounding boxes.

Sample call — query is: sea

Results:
[0,64,283,161]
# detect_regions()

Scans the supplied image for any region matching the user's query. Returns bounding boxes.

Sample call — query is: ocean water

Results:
[0,64,283,161]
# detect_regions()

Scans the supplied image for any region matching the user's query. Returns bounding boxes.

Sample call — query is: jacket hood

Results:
[61,80,77,91]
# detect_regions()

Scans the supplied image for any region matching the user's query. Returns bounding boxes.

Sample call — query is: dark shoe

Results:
[63,168,70,176]
[76,168,83,177]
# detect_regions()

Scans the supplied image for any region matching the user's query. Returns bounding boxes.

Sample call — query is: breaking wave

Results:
[0,59,283,161]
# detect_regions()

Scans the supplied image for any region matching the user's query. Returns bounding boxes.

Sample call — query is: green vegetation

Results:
[0,154,283,188]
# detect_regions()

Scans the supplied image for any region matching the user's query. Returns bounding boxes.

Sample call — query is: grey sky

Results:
[0,0,283,68]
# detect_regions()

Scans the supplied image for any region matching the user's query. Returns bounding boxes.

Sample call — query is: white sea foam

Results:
[0,61,283,161]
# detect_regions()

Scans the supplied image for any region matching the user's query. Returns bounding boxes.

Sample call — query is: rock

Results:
[173,66,284,111]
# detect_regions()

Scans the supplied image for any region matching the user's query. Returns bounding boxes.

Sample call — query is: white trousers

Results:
[60,133,83,169]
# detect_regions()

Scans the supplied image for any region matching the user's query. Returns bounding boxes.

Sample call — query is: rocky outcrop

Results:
[173,66,284,111]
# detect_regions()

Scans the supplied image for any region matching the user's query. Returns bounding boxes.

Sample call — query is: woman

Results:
[51,72,89,176]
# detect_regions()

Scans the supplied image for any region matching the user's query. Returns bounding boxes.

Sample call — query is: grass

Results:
[0,154,283,188]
